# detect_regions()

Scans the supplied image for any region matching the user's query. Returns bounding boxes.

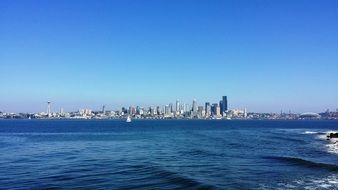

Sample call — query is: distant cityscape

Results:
[1,96,338,120]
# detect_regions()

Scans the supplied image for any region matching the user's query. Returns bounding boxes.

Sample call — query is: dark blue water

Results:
[0,120,338,189]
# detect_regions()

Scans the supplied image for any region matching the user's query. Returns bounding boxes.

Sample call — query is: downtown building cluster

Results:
[47,96,244,119]
[121,96,236,119]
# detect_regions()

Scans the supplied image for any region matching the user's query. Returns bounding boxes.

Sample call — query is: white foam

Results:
[326,143,338,155]
[326,131,338,134]
[316,130,338,140]
[304,131,319,134]
[317,134,328,140]
[260,174,338,189]
[315,130,338,154]
[319,184,331,188]
[328,180,338,184]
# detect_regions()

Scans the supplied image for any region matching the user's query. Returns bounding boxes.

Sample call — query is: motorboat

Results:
[126,116,132,123]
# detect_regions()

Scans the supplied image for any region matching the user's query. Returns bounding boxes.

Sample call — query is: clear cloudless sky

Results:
[0,0,338,113]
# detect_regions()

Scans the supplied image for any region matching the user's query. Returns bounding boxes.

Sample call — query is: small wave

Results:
[263,156,338,171]
[38,163,214,189]
[179,148,224,158]
[119,163,214,189]
[0,136,26,144]
[259,174,338,190]
[270,135,305,143]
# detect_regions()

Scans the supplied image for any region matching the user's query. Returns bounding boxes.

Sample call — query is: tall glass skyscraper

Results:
[192,99,197,113]
[205,102,211,116]
[221,96,228,116]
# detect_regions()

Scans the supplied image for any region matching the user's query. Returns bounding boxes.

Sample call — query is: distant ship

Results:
[126,116,132,123]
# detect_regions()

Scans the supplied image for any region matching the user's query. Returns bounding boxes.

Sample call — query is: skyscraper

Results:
[149,106,155,116]
[221,96,228,116]
[136,106,141,115]
[156,106,161,115]
[197,106,204,117]
[164,105,170,115]
[211,103,220,117]
[205,102,211,116]
[184,104,190,113]
[216,105,221,116]
[121,107,128,114]
[219,100,223,114]
[102,105,106,114]
[47,101,51,117]
[192,99,197,113]
[211,103,217,116]
[176,99,180,113]
[169,103,173,113]
[179,104,184,114]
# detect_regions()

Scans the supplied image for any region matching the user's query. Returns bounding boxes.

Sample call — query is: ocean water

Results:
[0,120,338,190]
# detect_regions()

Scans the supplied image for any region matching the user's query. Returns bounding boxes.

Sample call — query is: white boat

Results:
[126,116,132,123]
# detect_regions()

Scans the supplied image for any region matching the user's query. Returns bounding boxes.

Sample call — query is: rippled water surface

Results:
[0,120,338,189]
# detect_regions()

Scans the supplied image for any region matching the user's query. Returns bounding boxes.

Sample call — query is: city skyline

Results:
[1,96,336,115]
[1,0,338,113]
[2,94,337,120]
[0,93,337,113]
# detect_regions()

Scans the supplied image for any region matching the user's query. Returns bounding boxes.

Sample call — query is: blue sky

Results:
[1,0,338,113]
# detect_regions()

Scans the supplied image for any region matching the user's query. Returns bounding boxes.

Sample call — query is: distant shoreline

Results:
[0,118,337,121]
